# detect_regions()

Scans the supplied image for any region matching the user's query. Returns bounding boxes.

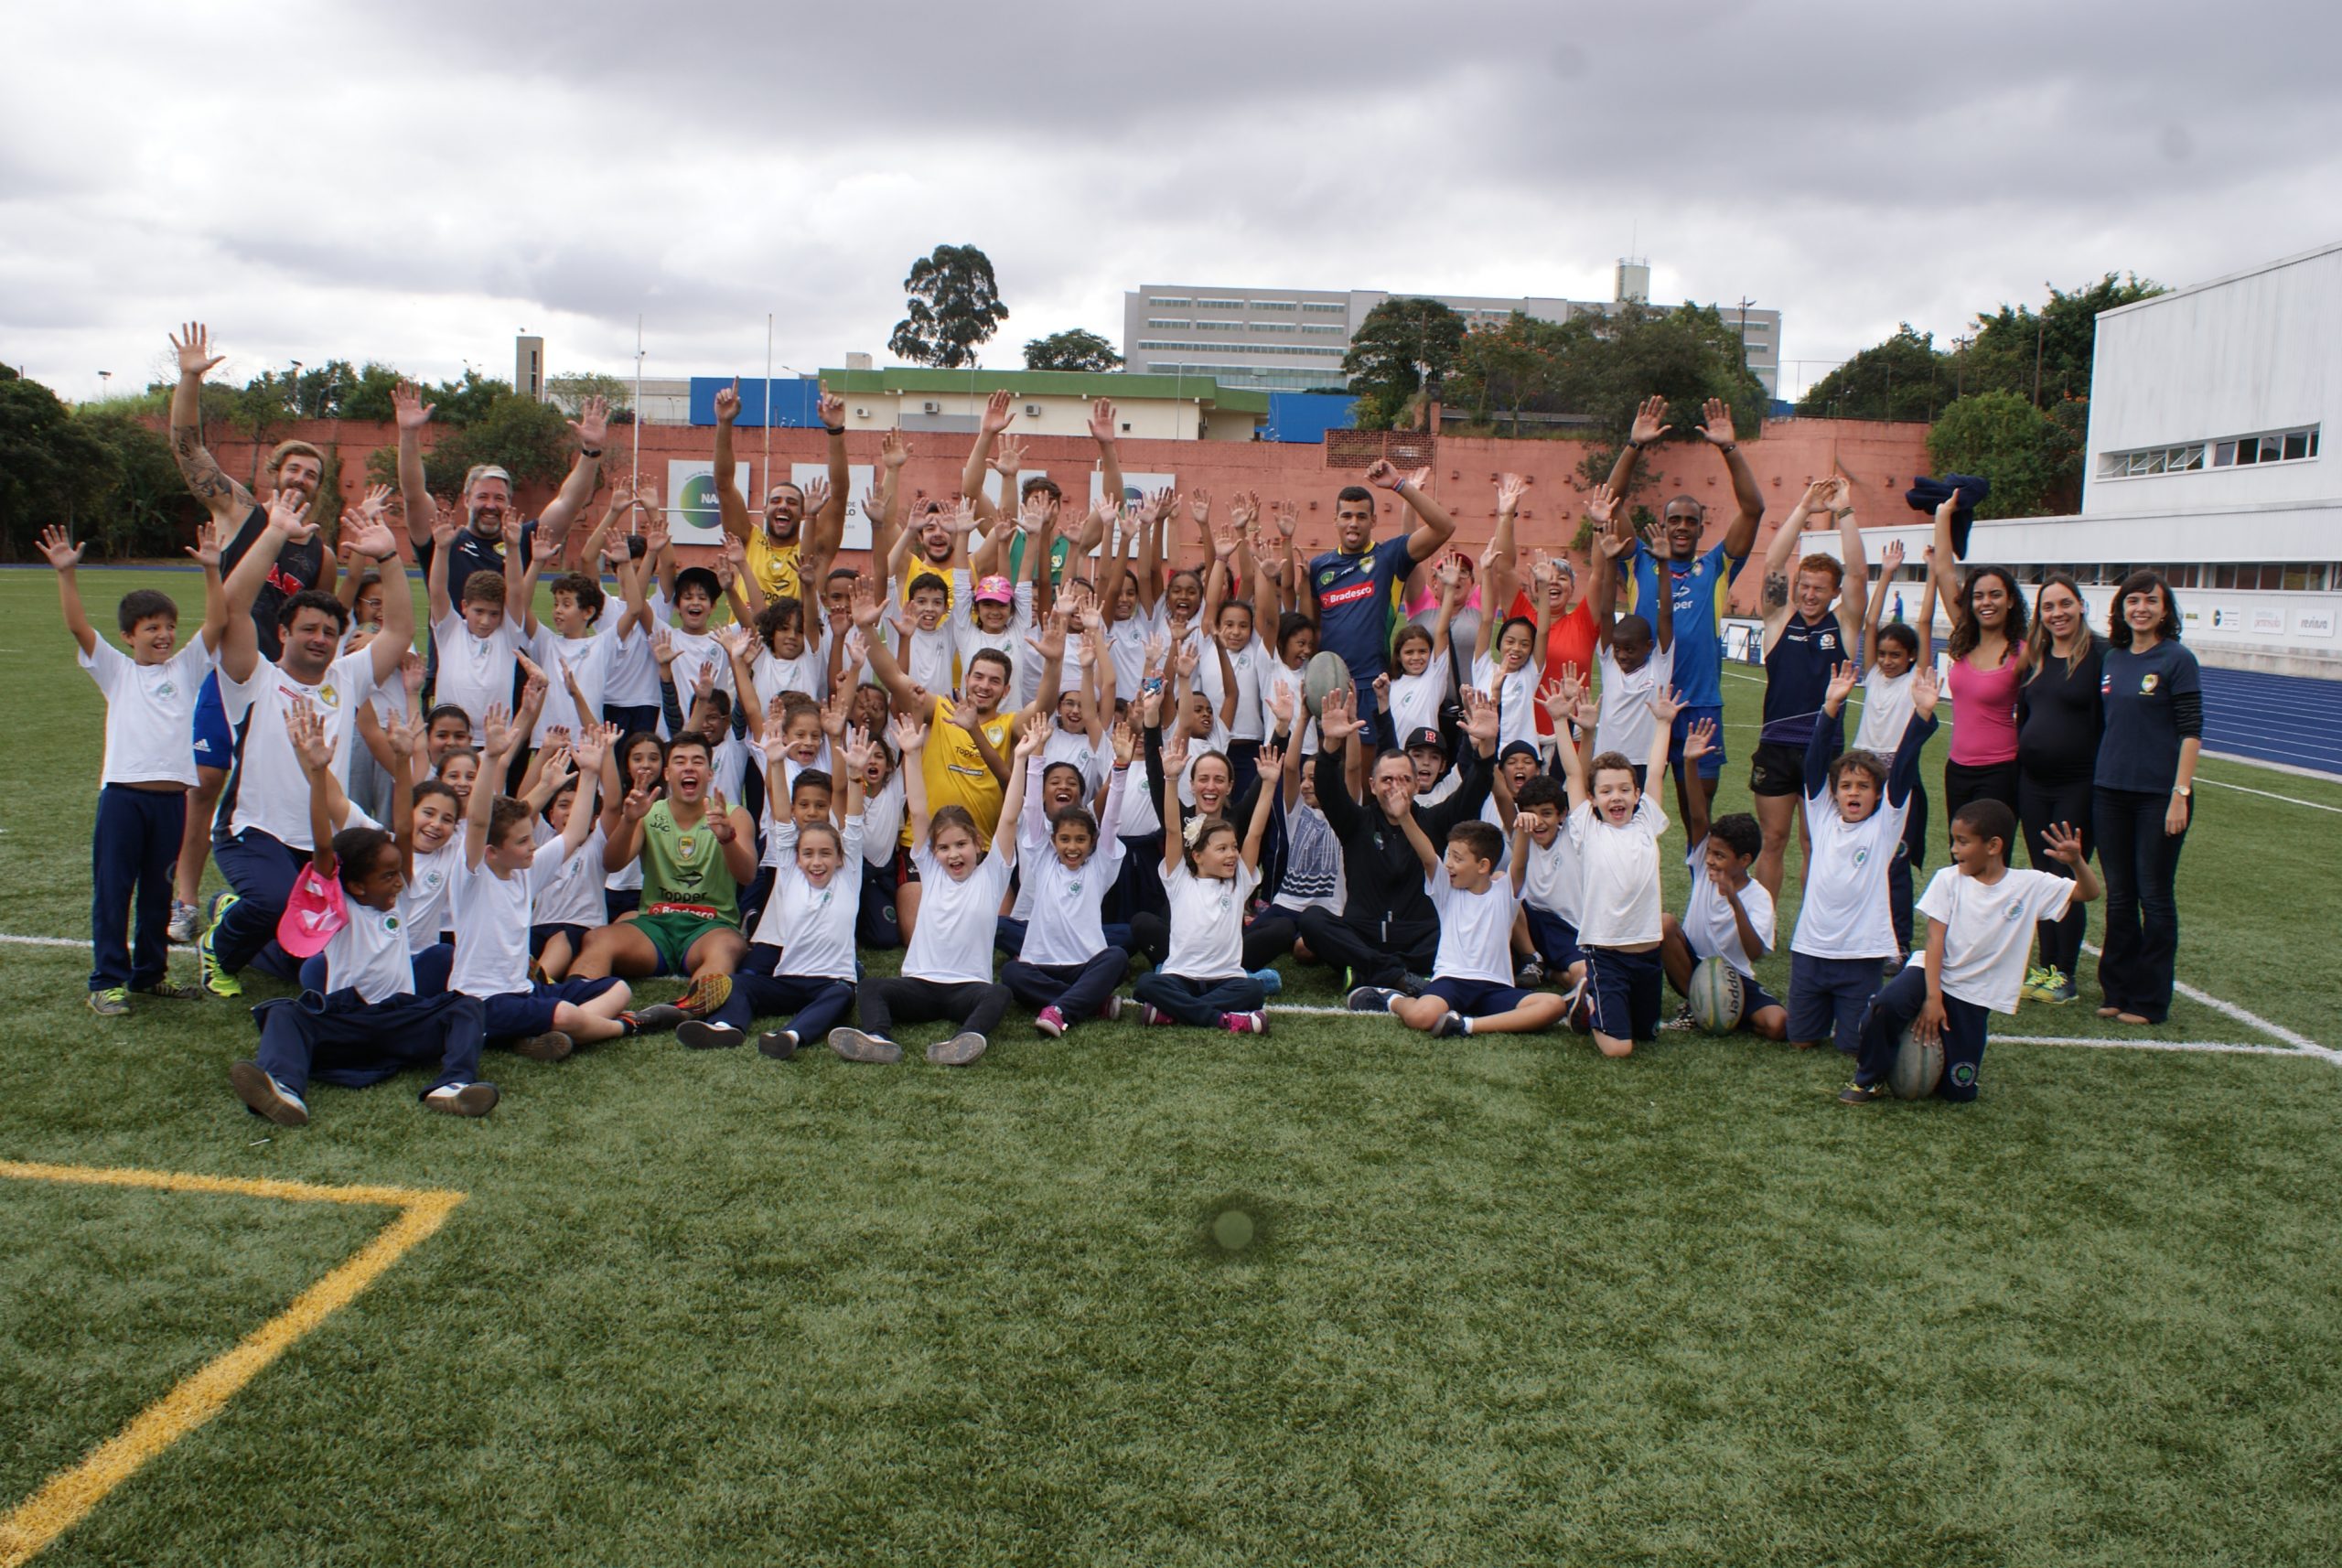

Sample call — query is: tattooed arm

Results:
[167,322,253,525]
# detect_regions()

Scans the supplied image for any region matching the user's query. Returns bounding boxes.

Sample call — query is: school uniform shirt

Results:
[1594,643,1674,761]
[1386,666,1447,746]
[530,617,636,746]
[1101,604,1159,705]
[80,631,215,787]
[1265,657,1320,755]
[757,747,834,869]
[2095,640,2202,793]
[889,604,957,699]
[604,587,665,711]
[1019,767,1130,967]
[752,645,826,704]
[751,816,865,980]
[901,837,1015,985]
[1519,824,1582,926]
[1567,796,1667,948]
[431,611,527,728]
[951,571,1035,705]
[448,849,568,999]
[709,734,748,811]
[1793,790,1909,961]
[1159,859,1259,982]
[319,884,417,1004]
[1272,798,1346,916]
[532,821,609,929]
[1039,725,1108,799]
[860,774,906,865]
[1427,866,1518,985]
[658,616,732,709]
[1175,717,1234,810]
[1853,664,1918,757]
[1911,865,2076,1015]
[1471,651,1542,754]
[1683,841,1776,977]
[1196,633,1270,741]
[402,839,465,950]
[220,649,379,851]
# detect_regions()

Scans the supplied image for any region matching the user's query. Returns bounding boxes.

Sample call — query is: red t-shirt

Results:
[1509,592,1599,736]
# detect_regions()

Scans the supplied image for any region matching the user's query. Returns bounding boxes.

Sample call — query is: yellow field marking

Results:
[0,1161,464,1568]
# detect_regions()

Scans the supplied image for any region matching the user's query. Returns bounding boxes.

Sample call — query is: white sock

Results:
[1461,1016,1475,1035]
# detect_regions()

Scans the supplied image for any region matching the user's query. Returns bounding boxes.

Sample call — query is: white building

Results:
[1855,241,2340,677]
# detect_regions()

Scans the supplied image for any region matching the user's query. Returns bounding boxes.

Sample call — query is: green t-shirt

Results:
[639,799,740,924]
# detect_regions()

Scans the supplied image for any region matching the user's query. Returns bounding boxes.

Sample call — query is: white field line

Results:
[1,934,83,949]
[2079,942,2337,1062]
[2192,776,2342,813]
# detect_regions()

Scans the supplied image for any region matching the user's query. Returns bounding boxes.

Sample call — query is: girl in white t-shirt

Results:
[1557,686,1681,1058]
[828,712,1039,1067]
[1002,720,1138,1037]
[1130,729,1281,1034]
[1387,556,1465,745]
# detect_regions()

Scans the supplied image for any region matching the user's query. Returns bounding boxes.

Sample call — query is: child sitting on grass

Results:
[1131,728,1282,1034]
[1843,801,2099,1104]
[1350,814,1568,1038]
[1659,719,1788,1040]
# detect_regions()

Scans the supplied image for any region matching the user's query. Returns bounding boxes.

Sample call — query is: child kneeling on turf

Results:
[1789,662,1940,1052]
[1660,719,1787,1039]
[231,706,493,1125]
[1556,690,1680,1057]
[679,724,872,1059]
[829,712,1039,1067]
[1001,719,1137,1037]
[1353,815,1566,1037]
[1131,728,1281,1033]
[1843,802,2099,1104]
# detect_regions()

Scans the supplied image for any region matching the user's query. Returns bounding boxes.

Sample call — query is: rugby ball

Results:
[1301,650,1355,718]
[1888,1023,1944,1101]
[1687,957,1746,1036]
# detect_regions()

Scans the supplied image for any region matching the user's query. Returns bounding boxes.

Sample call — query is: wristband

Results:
[578,446,603,459]
[822,424,845,435]
[1627,438,1646,451]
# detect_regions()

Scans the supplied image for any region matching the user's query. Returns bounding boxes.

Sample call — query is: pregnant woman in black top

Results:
[2015,574,2104,1004]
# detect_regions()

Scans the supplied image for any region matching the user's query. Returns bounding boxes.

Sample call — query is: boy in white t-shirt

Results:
[1352,816,1567,1038]
[1845,800,2099,1104]
[1587,521,1675,779]
[425,508,529,730]
[1658,719,1788,1039]
[1507,773,1585,991]
[514,524,650,746]
[43,522,225,1013]
[1855,538,1938,959]
[1788,661,1941,1054]
[1557,687,1680,1058]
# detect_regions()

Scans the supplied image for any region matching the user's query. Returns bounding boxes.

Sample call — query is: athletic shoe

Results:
[513,1030,575,1063]
[139,980,204,1002]
[1402,972,1434,996]
[1099,995,1124,1023]
[1659,1003,1698,1034]
[756,1029,799,1060]
[1429,1010,1468,1038]
[88,987,130,1016]
[1837,1080,1889,1105]
[1221,1011,1267,1035]
[627,1003,689,1034]
[1515,958,1547,988]
[1035,1005,1069,1038]
[197,892,242,999]
[2041,967,2078,1004]
[1138,1004,1177,1026]
[229,1060,309,1127]
[167,901,199,944]
[1347,985,1398,1014]
[1250,967,1284,997]
[424,1082,500,1118]
[929,1030,989,1066]
[2019,965,2057,1004]
[671,972,733,1020]
[677,1021,744,1050]
[1563,980,1594,1036]
[827,1027,903,1064]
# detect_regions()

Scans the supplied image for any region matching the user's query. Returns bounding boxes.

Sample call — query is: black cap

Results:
[1404,726,1445,751]
[1499,739,1541,764]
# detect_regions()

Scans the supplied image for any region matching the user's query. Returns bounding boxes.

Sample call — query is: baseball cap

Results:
[973,575,1015,606]
[1499,739,1542,765]
[276,865,349,958]
[1404,726,1445,752]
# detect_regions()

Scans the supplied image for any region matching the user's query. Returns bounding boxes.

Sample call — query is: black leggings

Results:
[855,976,1010,1041]
[1941,757,2020,846]
[2017,771,2095,976]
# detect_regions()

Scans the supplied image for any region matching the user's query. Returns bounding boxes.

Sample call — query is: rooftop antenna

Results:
[764,314,774,501]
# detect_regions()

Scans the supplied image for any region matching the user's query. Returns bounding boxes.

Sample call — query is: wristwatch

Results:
[2173,784,2192,797]
[822,423,846,435]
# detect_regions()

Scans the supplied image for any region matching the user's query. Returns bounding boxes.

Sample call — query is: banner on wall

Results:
[665,459,750,546]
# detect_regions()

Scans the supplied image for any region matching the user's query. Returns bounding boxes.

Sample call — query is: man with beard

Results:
[1299,457,1459,745]
[1604,394,1765,830]
[712,376,849,607]
[167,322,332,943]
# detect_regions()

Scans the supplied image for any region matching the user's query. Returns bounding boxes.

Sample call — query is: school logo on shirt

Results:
[1853,847,1869,866]
[1950,1062,1977,1088]
[677,834,699,860]
[1068,878,1083,897]
[1318,569,1338,589]
[2141,672,2160,694]
[317,683,340,710]
[156,680,178,699]
[2004,902,2025,920]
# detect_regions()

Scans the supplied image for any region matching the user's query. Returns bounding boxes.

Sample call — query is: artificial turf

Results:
[3,564,2337,1566]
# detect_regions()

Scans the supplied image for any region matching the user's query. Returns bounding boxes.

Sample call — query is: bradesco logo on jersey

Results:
[1319,581,1378,609]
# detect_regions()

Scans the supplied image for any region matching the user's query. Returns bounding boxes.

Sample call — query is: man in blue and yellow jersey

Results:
[712,377,850,607]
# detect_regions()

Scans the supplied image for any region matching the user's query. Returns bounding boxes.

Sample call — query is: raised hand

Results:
[573,723,613,777]
[344,508,397,562]
[950,496,981,538]
[1267,678,1296,732]
[1160,729,1191,779]
[713,379,741,424]
[400,650,424,697]
[1496,471,1531,514]
[1088,398,1118,445]
[1110,718,1139,768]
[1825,660,1861,709]
[800,476,833,518]
[283,702,337,775]
[500,510,525,550]
[980,387,1016,436]
[172,322,226,380]
[1628,394,1668,448]
[879,428,912,470]
[990,434,1026,478]
[816,385,845,431]
[1371,671,1391,707]
[759,714,791,764]
[1138,487,1175,527]
[1229,489,1261,533]
[1274,498,1298,539]
[1585,480,1619,532]
[388,709,426,761]
[1681,717,1717,765]
[1187,487,1213,526]
[1912,663,1941,718]
[1882,539,1906,575]
[1014,710,1050,757]
[1316,684,1359,745]
[38,524,85,570]
[2041,821,2087,865]
[1255,740,1284,779]
[839,724,876,779]
[569,396,611,451]
[849,575,884,630]
[1211,517,1239,561]
[650,627,678,668]
[1538,675,1572,724]
[392,379,435,430]
[707,789,737,842]
[1461,687,1502,746]
[1362,458,1401,490]
[620,783,659,823]
[889,713,929,756]
[821,685,850,738]
[1649,684,1685,726]
[481,702,516,759]
[1699,397,1736,446]
[267,489,317,544]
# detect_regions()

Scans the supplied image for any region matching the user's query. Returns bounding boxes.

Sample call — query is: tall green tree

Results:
[1446,312,1569,433]
[1022,328,1123,371]
[888,244,1010,369]
[1962,273,2162,407]
[363,385,574,497]
[1926,390,2085,518]
[0,369,199,559]
[1342,297,1467,429]
[545,371,632,420]
[1795,324,1960,423]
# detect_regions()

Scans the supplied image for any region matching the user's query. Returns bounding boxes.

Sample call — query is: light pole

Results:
[287,360,303,415]
[97,371,112,401]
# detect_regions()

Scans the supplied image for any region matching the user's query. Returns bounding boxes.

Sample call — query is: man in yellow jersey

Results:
[712,377,850,606]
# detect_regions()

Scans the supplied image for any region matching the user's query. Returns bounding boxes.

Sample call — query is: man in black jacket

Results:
[1301,686,1501,993]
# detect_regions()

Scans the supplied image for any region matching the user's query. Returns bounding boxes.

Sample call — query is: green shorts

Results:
[633,909,729,975]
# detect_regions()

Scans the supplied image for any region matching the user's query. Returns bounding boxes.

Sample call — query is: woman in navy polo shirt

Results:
[2092,571,2201,1026]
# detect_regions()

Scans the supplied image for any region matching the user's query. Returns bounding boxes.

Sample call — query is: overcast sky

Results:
[9,0,2340,406]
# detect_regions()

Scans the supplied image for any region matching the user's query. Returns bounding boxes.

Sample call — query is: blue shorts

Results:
[1421,977,1534,1017]
[191,670,233,772]
[1583,945,1663,1041]
[1741,972,1785,1018]
[478,976,622,1041]
[1668,703,1726,780]
[1523,905,1582,972]
[1789,950,1885,1053]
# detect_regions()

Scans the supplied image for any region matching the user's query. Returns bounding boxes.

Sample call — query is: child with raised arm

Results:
[678,722,873,1059]
[1586,491,1674,784]
[1843,804,2100,1105]
[1556,687,1681,1057]
[1130,728,1282,1034]
[828,713,1037,1067]
[1352,807,1568,1038]
[42,521,225,1014]
[425,506,530,731]
[1788,660,1942,1054]
[1659,719,1789,1039]
[1856,538,1939,961]
[530,725,622,981]
[229,706,494,1127]
[1002,718,1138,1036]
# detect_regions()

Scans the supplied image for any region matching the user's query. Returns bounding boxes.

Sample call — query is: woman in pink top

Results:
[1928,491,2031,835]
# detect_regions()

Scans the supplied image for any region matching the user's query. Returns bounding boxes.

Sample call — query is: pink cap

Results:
[973,575,1015,606]
[276,865,349,958]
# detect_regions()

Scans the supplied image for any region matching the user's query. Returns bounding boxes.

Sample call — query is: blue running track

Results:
[2195,664,2342,777]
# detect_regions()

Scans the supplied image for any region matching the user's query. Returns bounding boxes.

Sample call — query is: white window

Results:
[1146,318,1189,329]
[1148,296,1191,308]
[1302,301,1347,314]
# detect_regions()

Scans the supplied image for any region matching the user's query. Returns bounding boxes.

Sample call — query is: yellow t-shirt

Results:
[913,695,1017,847]
[744,530,801,606]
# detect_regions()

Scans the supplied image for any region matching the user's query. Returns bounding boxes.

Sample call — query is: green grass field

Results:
[4,564,2338,1567]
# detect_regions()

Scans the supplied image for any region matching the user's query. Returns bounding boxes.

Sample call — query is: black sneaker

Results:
[513,1030,574,1063]
[677,1021,744,1050]
[628,1003,689,1034]
[1347,985,1398,1014]
[757,1029,799,1060]
[1515,959,1546,988]
[827,1027,902,1064]
[1429,1010,1468,1038]
[1837,1080,1889,1105]
[229,1060,309,1126]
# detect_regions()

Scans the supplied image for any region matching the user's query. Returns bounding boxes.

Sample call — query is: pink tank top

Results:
[1948,650,2022,766]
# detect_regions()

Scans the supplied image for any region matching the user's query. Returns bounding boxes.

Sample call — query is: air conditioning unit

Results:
[854,406,869,418]
[922,401,940,414]
[1025,403,1043,417]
